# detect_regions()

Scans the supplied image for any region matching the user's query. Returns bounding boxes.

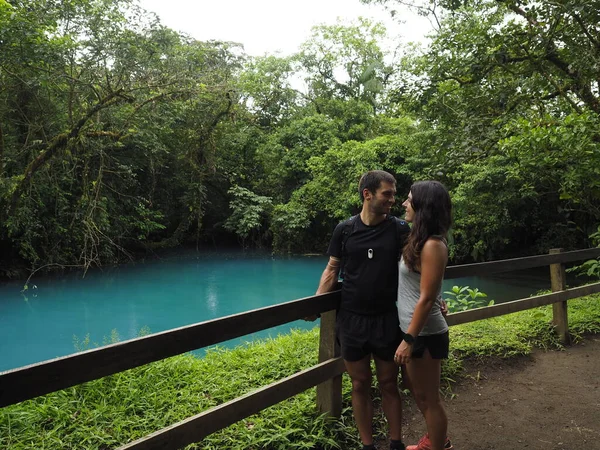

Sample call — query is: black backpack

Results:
[339,215,410,280]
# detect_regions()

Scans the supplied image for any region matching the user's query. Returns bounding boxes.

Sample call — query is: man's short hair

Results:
[358,170,396,201]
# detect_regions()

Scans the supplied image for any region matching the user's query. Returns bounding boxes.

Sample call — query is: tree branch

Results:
[122,90,194,129]
[9,89,128,213]
[498,1,600,113]
[499,0,538,27]
[544,50,600,113]
[572,12,600,51]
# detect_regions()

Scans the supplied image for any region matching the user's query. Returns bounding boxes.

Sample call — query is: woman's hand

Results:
[394,340,413,365]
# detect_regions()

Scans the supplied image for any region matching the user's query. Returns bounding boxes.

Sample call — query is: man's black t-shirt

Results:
[327,215,407,315]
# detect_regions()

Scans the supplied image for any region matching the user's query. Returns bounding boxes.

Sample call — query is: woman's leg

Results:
[405,349,447,450]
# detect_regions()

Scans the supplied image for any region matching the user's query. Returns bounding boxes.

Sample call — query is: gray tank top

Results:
[397,252,448,336]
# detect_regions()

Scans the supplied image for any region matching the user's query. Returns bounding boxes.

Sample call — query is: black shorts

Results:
[400,330,449,359]
[336,309,401,362]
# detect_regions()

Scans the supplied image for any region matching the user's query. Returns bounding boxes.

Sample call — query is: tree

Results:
[223,185,272,247]
[239,55,300,130]
[297,17,397,114]
[271,117,422,252]
[0,0,243,270]
[364,0,600,259]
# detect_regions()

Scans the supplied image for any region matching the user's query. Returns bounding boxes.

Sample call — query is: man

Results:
[315,170,409,450]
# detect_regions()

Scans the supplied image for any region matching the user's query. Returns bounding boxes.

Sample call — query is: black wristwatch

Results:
[403,333,415,345]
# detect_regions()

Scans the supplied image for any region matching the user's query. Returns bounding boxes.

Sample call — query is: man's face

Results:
[365,181,396,215]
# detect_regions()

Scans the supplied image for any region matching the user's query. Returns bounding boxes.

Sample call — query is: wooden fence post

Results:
[549,248,571,345]
[316,309,342,417]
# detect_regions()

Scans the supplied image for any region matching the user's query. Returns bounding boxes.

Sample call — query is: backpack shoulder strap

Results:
[390,215,411,257]
[339,215,359,280]
[341,214,359,253]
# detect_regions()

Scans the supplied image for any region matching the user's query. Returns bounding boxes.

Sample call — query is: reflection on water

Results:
[205,273,218,315]
[0,250,588,372]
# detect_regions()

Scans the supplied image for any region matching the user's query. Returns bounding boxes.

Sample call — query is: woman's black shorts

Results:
[336,309,401,362]
[400,329,449,359]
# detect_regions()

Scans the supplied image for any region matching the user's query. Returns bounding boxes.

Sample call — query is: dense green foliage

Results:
[363,0,600,260]
[2,294,599,449]
[1,0,599,276]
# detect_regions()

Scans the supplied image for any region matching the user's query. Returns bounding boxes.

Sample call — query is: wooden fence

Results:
[1,247,600,449]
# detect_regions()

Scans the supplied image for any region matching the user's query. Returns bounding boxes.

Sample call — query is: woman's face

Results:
[402,191,414,222]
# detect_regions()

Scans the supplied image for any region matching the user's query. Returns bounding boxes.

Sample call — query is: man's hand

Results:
[303,314,320,322]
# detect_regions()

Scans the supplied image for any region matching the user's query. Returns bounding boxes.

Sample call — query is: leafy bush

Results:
[223,186,273,247]
[568,259,600,279]
[567,225,600,279]
[443,285,495,312]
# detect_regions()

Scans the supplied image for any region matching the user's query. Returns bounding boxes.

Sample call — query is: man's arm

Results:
[316,257,341,295]
[304,257,340,321]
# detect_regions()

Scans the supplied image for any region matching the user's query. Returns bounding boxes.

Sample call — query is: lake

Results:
[0,250,555,372]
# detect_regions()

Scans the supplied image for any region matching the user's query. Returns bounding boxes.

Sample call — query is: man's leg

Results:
[405,350,447,450]
[344,356,374,446]
[374,357,402,442]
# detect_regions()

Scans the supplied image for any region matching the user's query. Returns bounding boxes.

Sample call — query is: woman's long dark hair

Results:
[402,180,452,272]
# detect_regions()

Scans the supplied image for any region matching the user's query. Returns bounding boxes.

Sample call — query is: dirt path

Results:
[393,335,600,450]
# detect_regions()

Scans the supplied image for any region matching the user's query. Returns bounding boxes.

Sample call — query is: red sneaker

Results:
[406,433,453,450]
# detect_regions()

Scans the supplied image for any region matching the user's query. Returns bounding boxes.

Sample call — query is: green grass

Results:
[1,329,355,450]
[2,294,600,449]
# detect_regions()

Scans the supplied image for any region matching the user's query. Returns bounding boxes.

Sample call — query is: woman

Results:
[394,181,454,450]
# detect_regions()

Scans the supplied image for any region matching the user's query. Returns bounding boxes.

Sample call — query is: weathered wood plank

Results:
[549,249,571,345]
[445,248,600,279]
[445,282,600,326]
[316,310,342,417]
[0,291,341,407]
[118,357,346,450]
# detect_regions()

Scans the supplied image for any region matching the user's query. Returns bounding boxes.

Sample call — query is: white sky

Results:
[137,0,433,56]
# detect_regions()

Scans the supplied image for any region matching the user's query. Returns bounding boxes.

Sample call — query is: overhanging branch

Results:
[9,90,129,213]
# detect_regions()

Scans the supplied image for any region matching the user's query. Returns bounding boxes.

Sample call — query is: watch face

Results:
[403,333,415,344]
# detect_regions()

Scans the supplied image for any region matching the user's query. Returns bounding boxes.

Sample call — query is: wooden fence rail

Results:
[120,357,346,450]
[0,291,339,407]
[443,247,600,278]
[445,281,600,327]
[1,247,600,450]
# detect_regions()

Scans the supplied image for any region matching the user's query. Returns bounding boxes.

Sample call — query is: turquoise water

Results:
[0,251,551,372]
